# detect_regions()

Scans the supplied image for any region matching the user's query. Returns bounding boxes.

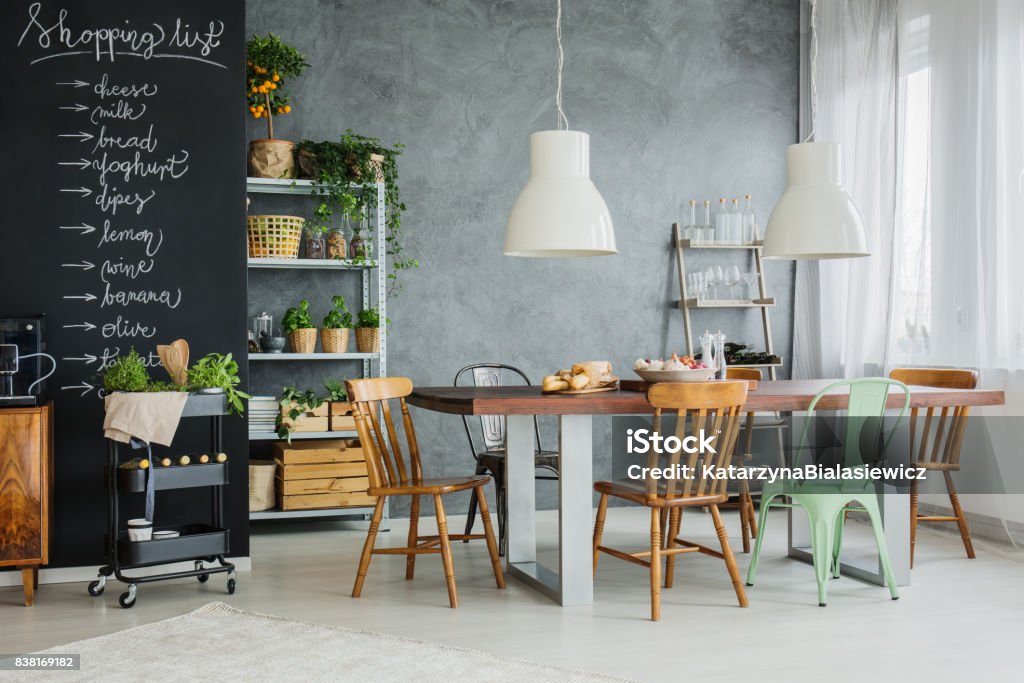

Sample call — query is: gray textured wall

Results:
[245,0,799,517]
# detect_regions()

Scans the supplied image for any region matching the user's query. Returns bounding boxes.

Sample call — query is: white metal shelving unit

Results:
[246,177,387,524]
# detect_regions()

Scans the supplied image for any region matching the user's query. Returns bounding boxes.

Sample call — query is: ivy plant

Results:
[276,386,323,442]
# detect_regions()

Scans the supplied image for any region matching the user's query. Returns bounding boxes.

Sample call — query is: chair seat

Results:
[594,479,729,508]
[478,448,559,470]
[370,475,490,496]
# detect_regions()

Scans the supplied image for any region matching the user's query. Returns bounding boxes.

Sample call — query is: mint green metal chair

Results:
[745,378,911,606]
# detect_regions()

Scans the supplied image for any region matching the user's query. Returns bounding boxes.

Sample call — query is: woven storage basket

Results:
[248,460,277,512]
[321,328,350,354]
[355,327,380,353]
[288,328,317,353]
[247,215,305,259]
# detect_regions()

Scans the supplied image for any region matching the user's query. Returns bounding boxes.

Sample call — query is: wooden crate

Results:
[281,415,329,432]
[273,439,348,465]
[281,400,329,417]
[275,461,366,480]
[277,490,376,511]
[329,401,356,431]
[278,476,369,495]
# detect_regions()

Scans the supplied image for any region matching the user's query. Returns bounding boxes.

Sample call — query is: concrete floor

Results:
[4,507,1024,682]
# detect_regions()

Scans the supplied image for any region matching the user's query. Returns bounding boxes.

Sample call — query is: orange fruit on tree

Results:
[284,105,291,113]
[272,74,280,82]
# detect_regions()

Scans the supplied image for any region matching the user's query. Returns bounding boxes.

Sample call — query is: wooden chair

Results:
[345,377,505,608]
[889,368,977,567]
[726,367,768,553]
[592,381,749,621]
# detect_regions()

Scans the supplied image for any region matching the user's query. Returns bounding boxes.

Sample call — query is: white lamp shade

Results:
[504,130,616,257]
[763,142,869,259]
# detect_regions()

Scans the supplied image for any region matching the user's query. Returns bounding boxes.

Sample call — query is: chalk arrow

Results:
[59,103,89,113]
[63,354,97,365]
[63,293,97,302]
[58,158,90,169]
[56,80,89,88]
[61,382,95,397]
[61,260,95,270]
[63,322,97,332]
[59,222,96,235]
[58,131,94,143]
[61,186,92,198]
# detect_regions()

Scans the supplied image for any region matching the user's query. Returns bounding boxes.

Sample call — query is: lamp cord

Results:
[803,0,817,143]
[555,0,569,130]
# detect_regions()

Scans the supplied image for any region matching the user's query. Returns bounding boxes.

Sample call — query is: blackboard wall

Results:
[0,0,248,567]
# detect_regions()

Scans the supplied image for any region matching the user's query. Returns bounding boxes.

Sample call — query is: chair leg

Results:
[809,508,838,607]
[746,492,777,586]
[475,487,505,589]
[434,494,458,608]
[909,478,919,568]
[492,466,507,557]
[406,494,420,580]
[860,494,900,600]
[463,460,487,541]
[352,497,386,598]
[944,472,975,559]
[593,493,608,576]
[710,504,748,608]
[831,505,845,579]
[746,492,758,539]
[664,508,681,588]
[650,508,662,621]
[738,483,752,553]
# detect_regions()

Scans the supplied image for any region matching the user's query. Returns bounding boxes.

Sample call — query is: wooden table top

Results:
[408,379,1005,416]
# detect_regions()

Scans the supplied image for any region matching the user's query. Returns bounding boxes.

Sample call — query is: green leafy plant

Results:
[187,353,251,415]
[322,378,348,402]
[144,380,187,393]
[102,348,151,392]
[275,386,323,442]
[356,307,389,329]
[245,33,309,139]
[282,299,315,333]
[322,295,353,329]
[295,130,415,296]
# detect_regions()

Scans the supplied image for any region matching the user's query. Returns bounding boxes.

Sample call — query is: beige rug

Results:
[1,602,631,682]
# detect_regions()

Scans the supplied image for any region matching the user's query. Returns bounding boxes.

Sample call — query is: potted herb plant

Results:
[282,299,317,353]
[355,306,387,353]
[186,352,251,415]
[246,33,309,179]
[294,130,416,294]
[275,386,325,442]
[321,295,353,353]
[102,348,151,392]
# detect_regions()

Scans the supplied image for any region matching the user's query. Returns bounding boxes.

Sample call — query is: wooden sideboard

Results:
[0,403,53,606]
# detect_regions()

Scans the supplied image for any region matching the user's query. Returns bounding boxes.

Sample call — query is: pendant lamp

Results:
[504,0,616,257]
[763,0,868,260]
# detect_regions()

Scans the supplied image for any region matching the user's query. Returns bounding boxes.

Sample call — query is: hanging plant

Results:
[295,130,416,297]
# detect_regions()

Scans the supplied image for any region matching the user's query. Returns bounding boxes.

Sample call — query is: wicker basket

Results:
[321,328,350,354]
[355,327,380,353]
[247,215,305,259]
[288,328,317,353]
[248,460,277,512]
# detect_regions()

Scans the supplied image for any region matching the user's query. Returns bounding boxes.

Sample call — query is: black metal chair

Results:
[455,363,559,555]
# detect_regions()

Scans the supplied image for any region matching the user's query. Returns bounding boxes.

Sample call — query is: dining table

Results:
[408,379,1004,606]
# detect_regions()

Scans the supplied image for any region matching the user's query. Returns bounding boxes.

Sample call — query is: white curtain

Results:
[792,0,1024,535]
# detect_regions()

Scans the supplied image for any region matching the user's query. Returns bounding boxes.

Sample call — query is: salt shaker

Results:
[700,330,716,374]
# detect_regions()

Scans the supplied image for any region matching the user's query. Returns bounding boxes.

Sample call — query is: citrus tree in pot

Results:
[355,306,388,353]
[246,33,309,179]
[282,299,317,353]
[321,295,353,353]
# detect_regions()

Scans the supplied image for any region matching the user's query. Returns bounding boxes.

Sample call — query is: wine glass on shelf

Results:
[704,266,719,301]
[741,272,758,302]
[693,272,706,302]
[724,265,741,301]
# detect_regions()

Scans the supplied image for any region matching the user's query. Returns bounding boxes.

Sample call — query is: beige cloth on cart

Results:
[103,392,189,446]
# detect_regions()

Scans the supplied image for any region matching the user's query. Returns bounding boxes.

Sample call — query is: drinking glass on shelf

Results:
[724,265,741,300]
[741,272,758,301]
[692,272,707,302]
[705,266,720,301]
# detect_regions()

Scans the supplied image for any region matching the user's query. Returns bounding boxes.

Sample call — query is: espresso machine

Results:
[0,316,56,406]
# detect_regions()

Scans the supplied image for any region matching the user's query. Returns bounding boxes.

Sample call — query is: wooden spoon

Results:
[170,339,189,385]
[156,345,182,385]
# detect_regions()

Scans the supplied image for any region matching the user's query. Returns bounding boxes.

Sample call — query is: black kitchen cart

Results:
[88,393,236,608]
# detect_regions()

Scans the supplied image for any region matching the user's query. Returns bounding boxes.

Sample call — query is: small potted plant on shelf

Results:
[276,386,325,442]
[282,299,317,353]
[355,306,387,353]
[321,295,353,353]
[102,348,151,392]
[246,33,309,179]
[186,353,251,415]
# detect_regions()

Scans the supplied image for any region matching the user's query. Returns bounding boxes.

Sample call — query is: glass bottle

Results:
[702,200,712,244]
[742,194,758,244]
[684,200,698,244]
[714,198,729,245]
[729,198,742,245]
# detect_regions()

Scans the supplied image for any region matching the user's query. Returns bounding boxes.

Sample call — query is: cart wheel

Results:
[197,573,209,583]
[87,580,105,597]
[118,592,136,608]
[227,578,236,595]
